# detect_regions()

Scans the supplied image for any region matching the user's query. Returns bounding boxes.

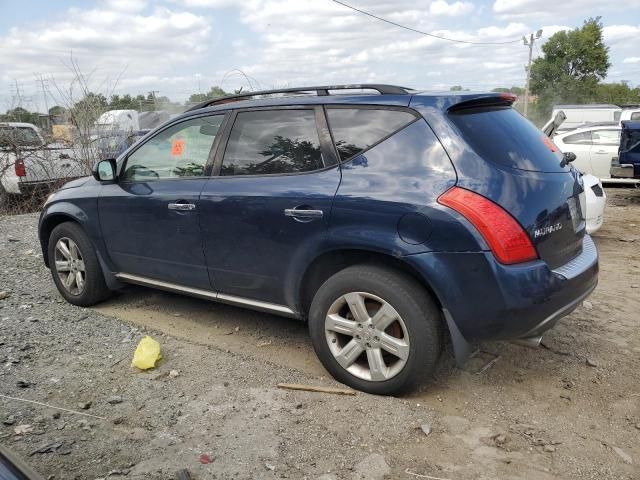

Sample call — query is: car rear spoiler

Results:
[447,93,517,113]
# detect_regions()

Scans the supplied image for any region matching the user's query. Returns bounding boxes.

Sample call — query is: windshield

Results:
[0,126,42,147]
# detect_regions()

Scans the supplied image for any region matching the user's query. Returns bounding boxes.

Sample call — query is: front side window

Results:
[563,131,592,145]
[326,108,416,161]
[591,129,620,146]
[121,115,223,181]
[221,110,324,176]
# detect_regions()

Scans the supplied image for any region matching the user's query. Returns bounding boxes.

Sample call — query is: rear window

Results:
[0,126,42,148]
[326,108,416,161]
[449,107,567,172]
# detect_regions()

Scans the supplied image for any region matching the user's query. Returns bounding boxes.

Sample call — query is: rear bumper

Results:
[405,235,599,342]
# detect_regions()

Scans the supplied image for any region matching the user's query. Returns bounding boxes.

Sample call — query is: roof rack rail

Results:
[185,84,412,112]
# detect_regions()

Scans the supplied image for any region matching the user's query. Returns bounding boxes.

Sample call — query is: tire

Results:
[48,222,111,307]
[308,264,442,395]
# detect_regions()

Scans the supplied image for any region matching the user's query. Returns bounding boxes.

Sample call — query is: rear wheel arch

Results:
[298,249,444,318]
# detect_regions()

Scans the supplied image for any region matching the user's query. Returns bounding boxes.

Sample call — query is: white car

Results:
[0,122,86,201]
[582,174,606,234]
[553,123,620,180]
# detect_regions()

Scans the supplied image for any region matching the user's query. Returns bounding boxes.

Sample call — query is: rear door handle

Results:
[168,202,196,211]
[284,208,323,218]
[595,150,608,154]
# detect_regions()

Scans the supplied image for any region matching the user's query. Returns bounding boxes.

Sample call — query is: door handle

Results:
[168,202,196,211]
[284,208,323,218]
[595,150,608,154]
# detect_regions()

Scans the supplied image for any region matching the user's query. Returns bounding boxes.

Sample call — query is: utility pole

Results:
[37,75,50,115]
[148,90,159,111]
[523,29,542,118]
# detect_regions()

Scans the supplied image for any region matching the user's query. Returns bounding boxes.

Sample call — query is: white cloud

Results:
[102,0,148,12]
[603,24,640,43]
[493,0,640,19]
[429,1,474,16]
[0,5,212,96]
[1,0,640,109]
[171,0,238,7]
[623,57,640,64]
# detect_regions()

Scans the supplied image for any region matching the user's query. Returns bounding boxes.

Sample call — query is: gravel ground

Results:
[0,188,639,480]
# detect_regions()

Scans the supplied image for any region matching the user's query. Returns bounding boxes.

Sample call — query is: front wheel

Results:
[48,222,111,307]
[308,264,442,395]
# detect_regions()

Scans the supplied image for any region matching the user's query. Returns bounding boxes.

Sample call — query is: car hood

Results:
[60,176,94,190]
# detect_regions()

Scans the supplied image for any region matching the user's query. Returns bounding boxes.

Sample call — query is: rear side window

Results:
[563,131,592,145]
[631,112,640,120]
[591,129,620,146]
[221,110,323,176]
[326,108,416,161]
[449,107,567,172]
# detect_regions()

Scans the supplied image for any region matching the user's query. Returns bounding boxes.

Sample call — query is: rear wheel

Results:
[308,264,442,395]
[48,222,111,307]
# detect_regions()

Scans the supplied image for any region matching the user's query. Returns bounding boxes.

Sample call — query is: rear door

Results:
[199,106,341,306]
[558,130,593,175]
[589,129,620,179]
[99,114,225,289]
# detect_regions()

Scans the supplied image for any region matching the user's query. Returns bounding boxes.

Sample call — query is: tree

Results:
[530,17,610,117]
[188,85,228,104]
[109,94,139,110]
[450,85,464,91]
[69,92,108,126]
[0,107,40,124]
[491,86,525,94]
[48,105,66,116]
[595,82,640,105]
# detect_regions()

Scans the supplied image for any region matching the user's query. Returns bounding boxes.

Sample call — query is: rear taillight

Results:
[438,186,537,265]
[15,159,26,177]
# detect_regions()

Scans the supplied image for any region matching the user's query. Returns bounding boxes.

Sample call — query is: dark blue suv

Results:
[39,85,598,394]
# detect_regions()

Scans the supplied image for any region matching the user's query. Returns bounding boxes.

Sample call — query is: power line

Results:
[330,0,522,45]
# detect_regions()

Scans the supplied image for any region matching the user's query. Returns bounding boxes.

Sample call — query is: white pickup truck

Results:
[0,122,88,204]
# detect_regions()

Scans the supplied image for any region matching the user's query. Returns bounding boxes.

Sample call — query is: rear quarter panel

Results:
[327,118,478,255]
[411,99,585,269]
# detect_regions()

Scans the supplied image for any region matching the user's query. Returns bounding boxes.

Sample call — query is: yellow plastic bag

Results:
[131,336,162,370]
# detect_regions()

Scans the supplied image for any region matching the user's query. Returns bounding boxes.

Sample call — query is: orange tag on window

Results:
[171,139,184,156]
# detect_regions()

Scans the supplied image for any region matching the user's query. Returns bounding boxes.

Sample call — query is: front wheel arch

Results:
[40,213,81,267]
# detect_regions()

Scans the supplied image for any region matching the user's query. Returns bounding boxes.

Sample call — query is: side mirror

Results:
[93,158,117,183]
[560,151,576,168]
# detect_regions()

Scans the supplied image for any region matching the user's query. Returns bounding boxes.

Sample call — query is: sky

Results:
[1,0,640,112]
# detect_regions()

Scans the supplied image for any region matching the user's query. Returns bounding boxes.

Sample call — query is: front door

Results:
[99,114,225,289]
[199,107,341,306]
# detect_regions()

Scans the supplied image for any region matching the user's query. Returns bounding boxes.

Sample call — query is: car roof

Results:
[176,84,511,123]
[0,122,38,128]
[554,104,620,110]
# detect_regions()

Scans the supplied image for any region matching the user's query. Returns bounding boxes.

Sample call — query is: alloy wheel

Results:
[54,237,86,295]
[324,292,410,382]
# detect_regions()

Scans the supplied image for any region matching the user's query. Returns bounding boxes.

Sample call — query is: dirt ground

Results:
[0,188,639,480]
